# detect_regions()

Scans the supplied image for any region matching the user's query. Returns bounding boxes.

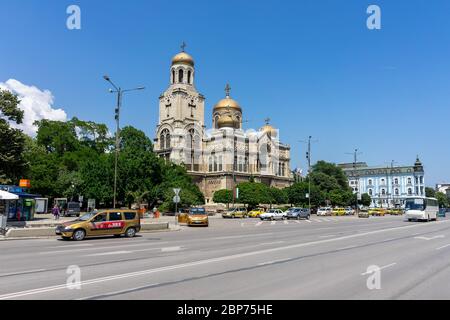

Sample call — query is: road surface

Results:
[1,215,450,300]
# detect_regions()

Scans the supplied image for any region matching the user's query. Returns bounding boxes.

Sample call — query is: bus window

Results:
[405,198,425,211]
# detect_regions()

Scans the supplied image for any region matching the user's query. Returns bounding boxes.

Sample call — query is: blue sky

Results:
[1,0,449,186]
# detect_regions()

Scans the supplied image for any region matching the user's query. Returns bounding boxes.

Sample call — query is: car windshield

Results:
[189,208,206,215]
[76,212,97,221]
[268,209,277,213]
[405,199,426,211]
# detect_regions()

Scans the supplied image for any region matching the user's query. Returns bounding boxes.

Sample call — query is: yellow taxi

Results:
[332,208,346,216]
[248,208,265,218]
[368,208,387,216]
[55,209,141,241]
[388,208,403,216]
[186,207,209,227]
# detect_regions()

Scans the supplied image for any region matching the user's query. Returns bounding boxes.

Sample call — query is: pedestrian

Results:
[52,204,60,220]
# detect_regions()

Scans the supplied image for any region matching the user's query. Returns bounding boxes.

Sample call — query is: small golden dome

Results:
[261,124,278,137]
[172,52,194,67]
[217,114,236,128]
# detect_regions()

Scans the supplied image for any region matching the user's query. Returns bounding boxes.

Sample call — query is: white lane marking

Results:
[312,219,322,223]
[436,244,450,250]
[294,220,301,224]
[78,283,160,300]
[258,258,291,266]
[39,241,170,255]
[240,223,245,227]
[0,269,47,277]
[212,233,273,240]
[283,220,289,225]
[337,245,357,251]
[259,241,285,246]
[319,235,336,238]
[305,220,312,223]
[50,244,93,249]
[322,218,332,222]
[86,251,132,257]
[361,263,397,276]
[161,246,181,252]
[271,221,276,225]
[414,235,445,241]
[2,220,448,300]
[255,222,263,227]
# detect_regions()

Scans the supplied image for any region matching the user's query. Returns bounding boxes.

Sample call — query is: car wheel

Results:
[72,229,86,241]
[125,227,136,238]
[307,215,310,220]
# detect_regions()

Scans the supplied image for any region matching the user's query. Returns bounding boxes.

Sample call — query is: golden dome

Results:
[217,114,236,128]
[213,97,242,111]
[261,124,278,137]
[171,52,194,67]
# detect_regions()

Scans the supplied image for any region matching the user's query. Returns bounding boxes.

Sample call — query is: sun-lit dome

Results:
[171,52,195,67]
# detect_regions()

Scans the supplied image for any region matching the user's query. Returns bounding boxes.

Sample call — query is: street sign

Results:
[173,188,181,196]
[236,188,239,199]
[173,195,181,203]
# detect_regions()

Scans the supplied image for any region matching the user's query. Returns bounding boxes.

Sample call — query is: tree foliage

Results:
[213,189,233,207]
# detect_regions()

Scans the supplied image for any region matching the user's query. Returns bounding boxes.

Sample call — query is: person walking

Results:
[52,204,60,220]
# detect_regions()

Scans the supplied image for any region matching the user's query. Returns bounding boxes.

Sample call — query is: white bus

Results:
[405,197,439,222]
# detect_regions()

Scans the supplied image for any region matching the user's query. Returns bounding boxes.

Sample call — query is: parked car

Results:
[332,207,346,216]
[260,209,285,221]
[286,208,310,220]
[222,207,248,219]
[64,201,81,217]
[317,207,333,216]
[388,208,403,216]
[358,208,370,218]
[55,209,141,241]
[368,208,387,216]
[345,207,355,215]
[248,208,265,218]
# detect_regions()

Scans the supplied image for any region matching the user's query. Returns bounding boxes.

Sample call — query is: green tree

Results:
[425,187,436,198]
[213,189,233,208]
[236,182,270,208]
[268,187,288,205]
[0,89,26,183]
[360,193,372,207]
[436,192,449,208]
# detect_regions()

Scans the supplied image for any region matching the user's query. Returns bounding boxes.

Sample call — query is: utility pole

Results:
[300,136,317,213]
[346,149,362,214]
[103,75,145,209]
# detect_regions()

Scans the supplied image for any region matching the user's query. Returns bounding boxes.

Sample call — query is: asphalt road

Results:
[1,215,450,300]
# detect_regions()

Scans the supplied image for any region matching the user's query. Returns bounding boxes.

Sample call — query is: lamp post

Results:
[103,75,145,209]
[300,136,317,214]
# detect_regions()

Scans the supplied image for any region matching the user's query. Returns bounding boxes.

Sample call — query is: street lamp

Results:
[103,75,145,209]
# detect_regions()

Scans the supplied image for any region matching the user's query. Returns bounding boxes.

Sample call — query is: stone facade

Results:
[154,48,293,203]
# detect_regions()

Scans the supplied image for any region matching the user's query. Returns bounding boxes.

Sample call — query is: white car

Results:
[317,207,332,216]
[345,207,355,215]
[260,209,285,221]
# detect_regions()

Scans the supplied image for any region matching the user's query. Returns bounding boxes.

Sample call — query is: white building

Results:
[339,157,425,208]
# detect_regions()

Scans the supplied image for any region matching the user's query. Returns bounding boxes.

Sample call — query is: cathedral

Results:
[154,45,293,203]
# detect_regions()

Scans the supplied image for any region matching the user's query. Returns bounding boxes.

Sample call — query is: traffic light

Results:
[115,107,119,120]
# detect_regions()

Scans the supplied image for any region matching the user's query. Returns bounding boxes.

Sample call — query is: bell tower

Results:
[154,43,205,163]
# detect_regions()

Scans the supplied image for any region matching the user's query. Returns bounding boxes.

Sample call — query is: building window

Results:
[160,129,170,149]
[381,189,386,196]
[395,188,399,196]
[408,178,412,184]
[420,176,424,184]
[394,178,399,185]
[368,189,373,196]
[381,178,385,185]
[187,70,192,84]
[218,155,223,171]
[209,157,213,172]
[368,179,373,186]
[178,69,184,83]
[408,188,412,195]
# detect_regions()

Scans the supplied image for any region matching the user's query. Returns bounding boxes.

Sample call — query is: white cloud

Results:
[0,79,67,136]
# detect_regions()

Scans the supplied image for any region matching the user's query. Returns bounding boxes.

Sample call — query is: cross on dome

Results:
[225,84,231,98]
[180,41,187,52]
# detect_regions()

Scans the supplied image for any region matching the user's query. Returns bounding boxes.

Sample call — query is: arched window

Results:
[171,69,175,84]
[214,156,218,172]
[209,157,213,172]
[187,70,192,84]
[368,189,373,196]
[214,115,219,128]
[218,155,223,171]
[368,179,373,186]
[394,178,399,185]
[381,189,386,196]
[408,188,412,195]
[395,188,399,196]
[408,177,412,184]
[160,129,170,149]
[178,69,184,83]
